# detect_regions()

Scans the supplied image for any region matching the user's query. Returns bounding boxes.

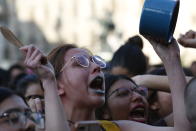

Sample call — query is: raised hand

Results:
[28,98,44,113]
[143,36,191,131]
[178,30,196,48]
[20,45,69,131]
[144,36,180,63]
[20,45,55,82]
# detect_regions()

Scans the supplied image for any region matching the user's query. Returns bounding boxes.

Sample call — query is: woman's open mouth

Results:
[129,105,147,123]
[89,76,105,95]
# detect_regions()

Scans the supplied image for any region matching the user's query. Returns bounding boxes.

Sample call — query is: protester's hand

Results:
[28,98,45,130]
[20,45,55,82]
[28,98,44,113]
[178,30,196,48]
[144,36,180,63]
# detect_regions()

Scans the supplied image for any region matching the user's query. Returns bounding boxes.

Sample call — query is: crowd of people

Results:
[0,28,196,131]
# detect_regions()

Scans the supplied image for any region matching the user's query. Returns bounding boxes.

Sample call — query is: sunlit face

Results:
[0,95,35,131]
[106,79,149,123]
[59,48,105,108]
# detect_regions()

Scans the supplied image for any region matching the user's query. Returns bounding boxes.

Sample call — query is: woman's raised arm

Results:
[20,45,70,131]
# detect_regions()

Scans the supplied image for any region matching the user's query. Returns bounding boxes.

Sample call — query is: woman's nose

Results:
[131,91,144,103]
[90,62,101,74]
[24,119,36,131]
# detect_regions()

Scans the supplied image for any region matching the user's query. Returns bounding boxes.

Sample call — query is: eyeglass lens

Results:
[75,55,106,68]
[74,55,89,67]
[9,112,26,128]
[5,111,45,129]
[92,56,106,68]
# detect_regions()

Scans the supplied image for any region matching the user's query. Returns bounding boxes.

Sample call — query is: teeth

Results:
[135,108,144,112]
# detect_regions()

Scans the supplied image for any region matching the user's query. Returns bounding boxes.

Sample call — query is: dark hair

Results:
[110,36,147,76]
[96,73,137,120]
[126,35,144,49]
[0,68,10,87]
[48,44,77,78]
[8,64,25,75]
[0,87,27,109]
[9,73,27,90]
[16,74,40,97]
[0,87,17,104]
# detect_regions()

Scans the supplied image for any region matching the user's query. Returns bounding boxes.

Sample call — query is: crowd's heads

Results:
[147,66,193,124]
[10,73,27,90]
[110,35,147,77]
[185,77,196,130]
[148,67,172,123]
[16,74,44,105]
[96,74,148,123]
[48,44,105,109]
[0,68,9,87]
[8,64,26,82]
[0,88,35,131]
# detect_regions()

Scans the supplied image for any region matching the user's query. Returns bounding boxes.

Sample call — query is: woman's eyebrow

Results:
[2,108,22,114]
[2,107,30,114]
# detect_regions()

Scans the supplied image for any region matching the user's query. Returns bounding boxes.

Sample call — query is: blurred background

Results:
[0,0,196,68]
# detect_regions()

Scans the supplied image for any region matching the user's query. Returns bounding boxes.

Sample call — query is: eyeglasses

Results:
[60,55,106,72]
[107,86,148,99]
[0,109,45,129]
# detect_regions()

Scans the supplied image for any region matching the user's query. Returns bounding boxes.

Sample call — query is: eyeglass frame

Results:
[107,85,148,99]
[60,54,106,72]
[0,109,45,129]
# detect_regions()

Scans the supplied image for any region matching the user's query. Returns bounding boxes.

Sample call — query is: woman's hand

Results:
[144,36,180,64]
[178,30,196,48]
[28,98,44,113]
[143,36,191,131]
[20,45,55,82]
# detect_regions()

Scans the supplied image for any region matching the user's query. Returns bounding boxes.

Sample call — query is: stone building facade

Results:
[0,0,196,68]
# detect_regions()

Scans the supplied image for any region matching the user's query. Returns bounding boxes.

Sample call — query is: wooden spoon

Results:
[0,26,47,65]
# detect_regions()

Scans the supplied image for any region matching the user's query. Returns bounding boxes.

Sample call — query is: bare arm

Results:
[145,38,191,131]
[42,78,70,131]
[115,38,191,131]
[20,45,70,131]
[132,75,192,92]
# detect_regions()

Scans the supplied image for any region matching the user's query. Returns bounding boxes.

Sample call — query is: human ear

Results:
[57,80,65,96]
